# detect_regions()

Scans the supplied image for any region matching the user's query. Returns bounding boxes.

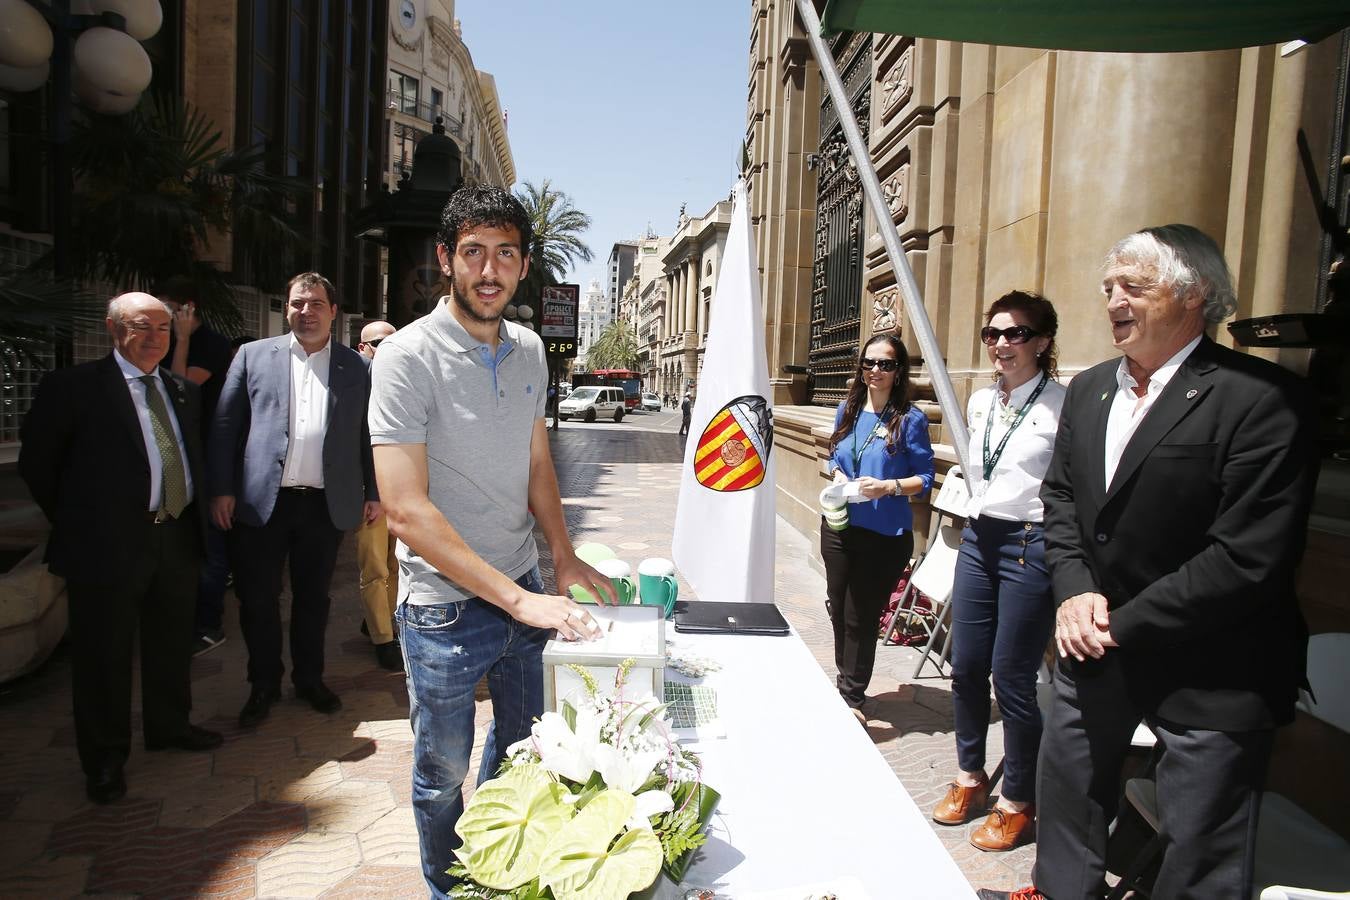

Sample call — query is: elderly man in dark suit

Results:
[19,292,223,804]
[980,225,1318,900]
[210,272,379,727]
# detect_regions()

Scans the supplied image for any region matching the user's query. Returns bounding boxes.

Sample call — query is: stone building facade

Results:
[653,199,734,400]
[623,235,669,389]
[577,279,608,362]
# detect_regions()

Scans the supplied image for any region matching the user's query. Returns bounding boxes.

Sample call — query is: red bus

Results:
[572,369,642,410]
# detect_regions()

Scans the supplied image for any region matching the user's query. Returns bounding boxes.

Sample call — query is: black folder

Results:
[672,600,790,636]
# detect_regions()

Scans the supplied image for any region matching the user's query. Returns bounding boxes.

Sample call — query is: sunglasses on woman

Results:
[859,356,899,373]
[980,325,1040,346]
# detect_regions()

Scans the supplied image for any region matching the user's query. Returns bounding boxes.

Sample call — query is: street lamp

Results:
[0,0,160,297]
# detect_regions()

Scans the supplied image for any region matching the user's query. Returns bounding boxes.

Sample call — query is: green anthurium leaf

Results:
[454,764,574,889]
[538,790,663,900]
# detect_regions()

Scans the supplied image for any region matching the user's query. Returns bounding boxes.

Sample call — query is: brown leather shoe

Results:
[970,804,1036,851]
[932,773,989,825]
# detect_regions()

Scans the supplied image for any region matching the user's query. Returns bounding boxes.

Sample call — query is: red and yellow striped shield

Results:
[693,394,774,492]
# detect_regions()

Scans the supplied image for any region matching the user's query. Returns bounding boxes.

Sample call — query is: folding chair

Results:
[881,466,971,677]
[1107,633,1350,900]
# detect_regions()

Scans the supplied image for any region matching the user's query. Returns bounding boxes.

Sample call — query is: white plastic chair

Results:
[1108,632,1350,900]
[881,467,969,677]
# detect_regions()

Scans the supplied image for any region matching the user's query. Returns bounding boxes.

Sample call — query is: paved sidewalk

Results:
[0,410,1032,897]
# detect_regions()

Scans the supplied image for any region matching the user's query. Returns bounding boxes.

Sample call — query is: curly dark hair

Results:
[985,290,1059,380]
[828,332,913,454]
[436,184,533,258]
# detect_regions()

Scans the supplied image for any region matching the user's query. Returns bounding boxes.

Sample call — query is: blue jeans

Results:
[396,568,550,899]
[195,522,229,633]
[949,517,1055,804]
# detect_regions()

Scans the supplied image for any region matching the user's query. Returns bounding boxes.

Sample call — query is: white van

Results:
[558,386,626,423]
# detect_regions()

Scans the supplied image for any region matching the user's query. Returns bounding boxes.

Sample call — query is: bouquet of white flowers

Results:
[448,661,719,899]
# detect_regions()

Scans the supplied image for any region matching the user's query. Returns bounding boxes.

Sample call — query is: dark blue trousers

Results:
[949,516,1055,803]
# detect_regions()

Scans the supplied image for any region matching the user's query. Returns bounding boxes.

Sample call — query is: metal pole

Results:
[794,0,972,477]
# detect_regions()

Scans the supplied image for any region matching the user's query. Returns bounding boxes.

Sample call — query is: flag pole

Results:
[793,0,972,477]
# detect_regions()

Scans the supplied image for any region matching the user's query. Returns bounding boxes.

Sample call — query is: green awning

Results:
[820,0,1350,52]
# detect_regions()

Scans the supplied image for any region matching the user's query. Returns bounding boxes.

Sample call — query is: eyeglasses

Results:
[980,325,1041,346]
[365,338,384,348]
[860,356,899,373]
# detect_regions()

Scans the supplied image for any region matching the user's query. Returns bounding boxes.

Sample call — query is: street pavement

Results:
[0,406,1033,897]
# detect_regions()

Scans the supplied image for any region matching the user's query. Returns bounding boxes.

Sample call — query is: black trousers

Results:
[1034,653,1273,900]
[230,488,344,690]
[820,520,912,708]
[67,510,199,775]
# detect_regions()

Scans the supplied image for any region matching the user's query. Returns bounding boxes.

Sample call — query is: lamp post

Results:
[0,0,161,282]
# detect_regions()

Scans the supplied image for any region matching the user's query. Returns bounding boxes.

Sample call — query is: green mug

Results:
[638,557,679,617]
[595,558,638,605]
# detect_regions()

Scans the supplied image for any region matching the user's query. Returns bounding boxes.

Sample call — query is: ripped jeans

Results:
[396,568,551,898]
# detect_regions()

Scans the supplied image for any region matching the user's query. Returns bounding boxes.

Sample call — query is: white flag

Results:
[672,181,776,604]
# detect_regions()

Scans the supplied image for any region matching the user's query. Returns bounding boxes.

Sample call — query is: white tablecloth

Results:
[668,626,976,899]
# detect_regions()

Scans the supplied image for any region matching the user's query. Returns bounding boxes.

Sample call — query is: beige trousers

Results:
[354,513,398,645]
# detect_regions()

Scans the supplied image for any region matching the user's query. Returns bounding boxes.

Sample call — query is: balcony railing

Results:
[386,90,463,136]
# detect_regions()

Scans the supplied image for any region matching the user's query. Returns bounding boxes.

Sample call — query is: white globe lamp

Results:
[0,0,55,69]
[73,27,152,112]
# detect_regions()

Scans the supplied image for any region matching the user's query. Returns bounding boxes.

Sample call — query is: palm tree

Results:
[515,179,594,280]
[585,319,641,371]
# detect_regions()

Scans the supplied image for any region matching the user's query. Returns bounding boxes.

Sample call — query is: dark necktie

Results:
[138,375,189,518]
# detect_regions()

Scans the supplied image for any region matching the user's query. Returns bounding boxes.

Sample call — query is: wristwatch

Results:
[891,479,902,496]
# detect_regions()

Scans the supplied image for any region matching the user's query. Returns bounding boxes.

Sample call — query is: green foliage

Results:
[515,179,594,282]
[653,799,708,867]
[67,93,310,332]
[446,865,547,900]
[537,790,663,900]
[564,664,600,696]
[584,319,641,371]
[0,266,105,385]
[455,764,575,890]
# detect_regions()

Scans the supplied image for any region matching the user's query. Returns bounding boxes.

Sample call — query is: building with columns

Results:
[746,4,1350,708]
[653,199,733,400]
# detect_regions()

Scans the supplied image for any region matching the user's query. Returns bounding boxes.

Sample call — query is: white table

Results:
[666,626,976,899]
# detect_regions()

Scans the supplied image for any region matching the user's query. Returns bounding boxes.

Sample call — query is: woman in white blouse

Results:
[931,291,1066,853]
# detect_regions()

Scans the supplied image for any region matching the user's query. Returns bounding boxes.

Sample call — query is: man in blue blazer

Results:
[209,272,379,727]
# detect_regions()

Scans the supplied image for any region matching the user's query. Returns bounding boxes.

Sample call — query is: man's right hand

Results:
[1056,592,1112,661]
[513,589,603,642]
[211,496,235,531]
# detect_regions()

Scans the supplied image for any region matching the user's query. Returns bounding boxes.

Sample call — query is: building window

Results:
[392,71,419,115]
[431,87,443,112]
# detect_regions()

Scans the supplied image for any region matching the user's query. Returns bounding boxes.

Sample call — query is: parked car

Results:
[558,386,626,422]
[641,392,661,412]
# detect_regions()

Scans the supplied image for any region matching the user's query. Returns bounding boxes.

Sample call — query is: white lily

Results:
[626,788,675,831]
[533,707,604,784]
[594,741,666,795]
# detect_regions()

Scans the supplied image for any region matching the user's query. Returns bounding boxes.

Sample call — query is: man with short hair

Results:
[158,279,235,656]
[210,273,380,727]
[20,292,222,804]
[679,391,692,436]
[355,319,402,670]
[980,225,1318,900]
[370,184,615,897]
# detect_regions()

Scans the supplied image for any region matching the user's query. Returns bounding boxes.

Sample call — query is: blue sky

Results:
[453,1,750,292]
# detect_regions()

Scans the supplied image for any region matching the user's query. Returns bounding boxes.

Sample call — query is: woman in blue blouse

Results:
[823,333,935,722]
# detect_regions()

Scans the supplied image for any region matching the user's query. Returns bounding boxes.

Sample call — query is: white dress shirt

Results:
[281,335,331,489]
[965,373,1066,522]
[1103,334,1203,490]
[113,350,194,511]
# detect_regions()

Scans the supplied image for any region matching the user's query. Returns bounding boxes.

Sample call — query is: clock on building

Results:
[392,0,425,49]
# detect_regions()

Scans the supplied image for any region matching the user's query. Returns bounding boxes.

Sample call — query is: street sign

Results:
[541,283,579,360]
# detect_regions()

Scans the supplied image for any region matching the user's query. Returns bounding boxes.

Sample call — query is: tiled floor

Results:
[0,408,1033,897]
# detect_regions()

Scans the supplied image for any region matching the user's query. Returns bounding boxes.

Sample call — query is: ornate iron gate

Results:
[807,32,871,408]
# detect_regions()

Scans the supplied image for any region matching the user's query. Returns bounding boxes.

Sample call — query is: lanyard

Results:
[982,373,1048,482]
[851,404,892,472]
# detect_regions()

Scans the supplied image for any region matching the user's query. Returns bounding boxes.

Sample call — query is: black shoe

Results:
[374,641,404,672]
[192,629,227,657]
[295,681,342,714]
[238,685,281,728]
[146,724,224,752]
[85,766,126,805]
[359,619,370,637]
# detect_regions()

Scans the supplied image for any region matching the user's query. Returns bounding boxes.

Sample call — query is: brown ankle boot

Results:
[970,804,1036,851]
[932,773,989,825]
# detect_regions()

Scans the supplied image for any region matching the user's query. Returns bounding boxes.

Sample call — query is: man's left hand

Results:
[554,552,618,606]
[363,501,382,524]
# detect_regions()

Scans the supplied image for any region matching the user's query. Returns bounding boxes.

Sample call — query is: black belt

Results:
[281,486,324,493]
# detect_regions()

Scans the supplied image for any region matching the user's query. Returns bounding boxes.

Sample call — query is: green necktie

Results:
[138,375,189,518]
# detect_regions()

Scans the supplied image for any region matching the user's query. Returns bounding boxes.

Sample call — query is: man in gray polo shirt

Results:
[369,184,615,898]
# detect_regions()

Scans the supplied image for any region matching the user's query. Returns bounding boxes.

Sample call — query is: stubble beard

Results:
[451,278,510,325]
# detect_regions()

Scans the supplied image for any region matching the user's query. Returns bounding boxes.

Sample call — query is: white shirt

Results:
[1104,334,1203,490]
[113,350,194,511]
[281,335,331,488]
[965,373,1066,522]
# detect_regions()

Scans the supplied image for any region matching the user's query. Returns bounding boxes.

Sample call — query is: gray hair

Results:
[106,292,173,325]
[1105,225,1238,324]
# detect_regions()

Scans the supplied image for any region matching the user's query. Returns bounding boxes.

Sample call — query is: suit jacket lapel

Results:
[272,338,291,420]
[1102,338,1218,507]
[101,355,149,469]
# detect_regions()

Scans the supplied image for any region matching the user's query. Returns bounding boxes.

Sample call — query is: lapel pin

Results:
[1185,389,1198,399]
[1100,392,1109,401]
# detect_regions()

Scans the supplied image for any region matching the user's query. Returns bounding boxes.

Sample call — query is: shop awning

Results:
[819,0,1350,52]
